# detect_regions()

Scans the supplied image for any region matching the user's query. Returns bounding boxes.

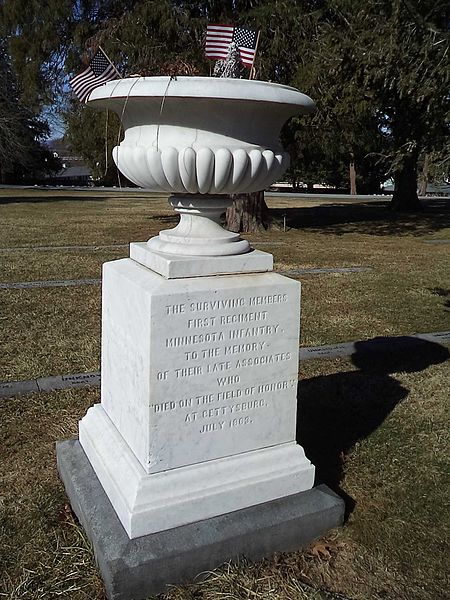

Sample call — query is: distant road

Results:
[0,184,164,194]
[0,184,448,202]
[265,192,390,202]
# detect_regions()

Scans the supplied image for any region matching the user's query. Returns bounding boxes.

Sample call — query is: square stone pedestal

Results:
[58,246,344,599]
[79,258,315,538]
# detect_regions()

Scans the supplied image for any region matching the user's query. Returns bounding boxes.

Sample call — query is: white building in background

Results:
[46,138,93,186]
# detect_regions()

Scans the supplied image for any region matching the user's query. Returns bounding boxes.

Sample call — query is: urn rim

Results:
[87,75,315,114]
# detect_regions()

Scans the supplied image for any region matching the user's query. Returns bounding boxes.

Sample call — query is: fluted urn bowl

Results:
[88,77,315,195]
[88,77,314,257]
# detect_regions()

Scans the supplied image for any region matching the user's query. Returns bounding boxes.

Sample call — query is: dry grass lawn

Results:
[1,358,448,600]
[0,188,449,600]
[0,190,449,381]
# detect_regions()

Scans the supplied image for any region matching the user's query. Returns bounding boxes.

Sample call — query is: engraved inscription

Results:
[165,303,186,315]
[150,287,298,455]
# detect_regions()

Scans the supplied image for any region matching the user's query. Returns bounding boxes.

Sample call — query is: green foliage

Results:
[64,101,121,183]
[247,1,322,84]
[0,44,61,183]
[299,0,449,206]
[0,0,73,108]
[426,147,450,185]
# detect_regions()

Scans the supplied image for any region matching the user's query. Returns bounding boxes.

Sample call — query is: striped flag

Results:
[69,48,118,103]
[206,24,258,67]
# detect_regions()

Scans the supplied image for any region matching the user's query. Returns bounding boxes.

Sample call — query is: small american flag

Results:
[206,24,258,67]
[69,48,118,103]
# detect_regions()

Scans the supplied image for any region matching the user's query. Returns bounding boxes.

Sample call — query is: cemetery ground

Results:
[0,188,449,600]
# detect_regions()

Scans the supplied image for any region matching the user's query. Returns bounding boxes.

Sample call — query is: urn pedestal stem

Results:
[147,195,251,257]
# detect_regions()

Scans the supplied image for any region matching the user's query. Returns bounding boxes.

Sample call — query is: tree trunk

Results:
[391,152,422,211]
[226,190,270,233]
[349,160,357,195]
[418,153,429,197]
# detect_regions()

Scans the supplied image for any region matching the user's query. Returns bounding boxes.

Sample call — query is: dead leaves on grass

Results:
[309,542,333,561]
[57,501,76,526]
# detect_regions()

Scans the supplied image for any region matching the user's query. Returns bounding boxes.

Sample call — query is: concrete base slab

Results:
[57,439,345,600]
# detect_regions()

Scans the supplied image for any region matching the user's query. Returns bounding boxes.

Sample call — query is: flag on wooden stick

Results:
[206,24,258,68]
[69,48,119,103]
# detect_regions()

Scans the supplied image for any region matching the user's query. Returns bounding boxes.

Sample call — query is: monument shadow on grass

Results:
[271,197,450,237]
[296,337,449,518]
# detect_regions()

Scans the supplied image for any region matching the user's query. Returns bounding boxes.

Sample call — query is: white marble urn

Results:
[88,76,315,195]
[88,77,314,258]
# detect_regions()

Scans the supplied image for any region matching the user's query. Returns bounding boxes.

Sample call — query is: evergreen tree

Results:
[0,0,73,108]
[303,0,449,210]
[0,44,60,183]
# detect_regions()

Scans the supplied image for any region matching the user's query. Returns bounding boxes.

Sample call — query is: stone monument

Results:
[57,76,344,600]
